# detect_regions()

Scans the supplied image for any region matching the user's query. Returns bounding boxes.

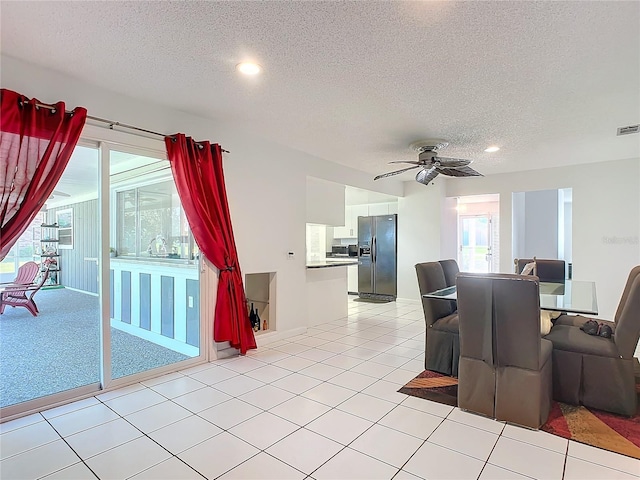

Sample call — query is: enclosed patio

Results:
[0,288,192,408]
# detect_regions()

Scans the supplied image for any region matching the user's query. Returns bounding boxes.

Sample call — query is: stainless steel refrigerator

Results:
[358,214,397,300]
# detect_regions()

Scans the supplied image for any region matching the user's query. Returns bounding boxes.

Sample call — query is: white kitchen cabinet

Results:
[333,205,353,238]
[333,202,398,239]
[347,264,358,293]
[350,205,368,237]
[306,177,345,226]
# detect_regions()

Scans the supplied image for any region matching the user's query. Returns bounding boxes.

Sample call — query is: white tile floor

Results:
[1,297,639,479]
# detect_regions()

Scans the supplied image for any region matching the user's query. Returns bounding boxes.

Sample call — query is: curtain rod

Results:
[30,101,230,153]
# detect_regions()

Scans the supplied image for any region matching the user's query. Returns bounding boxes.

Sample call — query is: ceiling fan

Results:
[374,140,483,185]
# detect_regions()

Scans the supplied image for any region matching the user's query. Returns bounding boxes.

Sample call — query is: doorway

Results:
[455,194,500,273]
[459,215,492,273]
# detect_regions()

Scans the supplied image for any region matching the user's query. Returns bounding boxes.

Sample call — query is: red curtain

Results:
[165,134,256,355]
[0,89,87,260]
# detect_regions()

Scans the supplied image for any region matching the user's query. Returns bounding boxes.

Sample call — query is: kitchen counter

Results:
[306,259,358,269]
[306,260,351,325]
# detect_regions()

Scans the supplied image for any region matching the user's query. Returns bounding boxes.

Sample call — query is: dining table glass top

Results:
[422,279,598,316]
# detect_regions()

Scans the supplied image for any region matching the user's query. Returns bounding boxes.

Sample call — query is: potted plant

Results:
[109,247,117,258]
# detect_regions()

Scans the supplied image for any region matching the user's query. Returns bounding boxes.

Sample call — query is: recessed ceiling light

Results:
[484,146,500,153]
[236,62,262,75]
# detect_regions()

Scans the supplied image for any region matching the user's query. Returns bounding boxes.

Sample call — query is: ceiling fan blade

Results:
[388,160,421,165]
[436,165,484,177]
[374,165,421,180]
[52,190,71,197]
[435,157,471,168]
[415,167,440,185]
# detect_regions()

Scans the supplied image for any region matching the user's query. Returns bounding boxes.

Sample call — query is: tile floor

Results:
[1,297,639,479]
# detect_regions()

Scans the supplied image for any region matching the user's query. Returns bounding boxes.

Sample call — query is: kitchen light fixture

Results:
[236,62,262,75]
[484,146,500,153]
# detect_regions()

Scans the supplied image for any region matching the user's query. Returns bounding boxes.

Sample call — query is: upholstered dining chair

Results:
[515,258,566,283]
[0,268,50,316]
[544,265,640,416]
[457,272,553,429]
[415,260,460,376]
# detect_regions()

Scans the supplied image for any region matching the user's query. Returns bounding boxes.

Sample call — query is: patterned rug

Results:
[399,369,640,460]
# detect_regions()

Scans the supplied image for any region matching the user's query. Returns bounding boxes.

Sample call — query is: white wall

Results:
[523,189,559,259]
[440,197,458,262]
[563,195,573,262]
[444,158,640,320]
[512,192,526,264]
[396,180,444,301]
[1,55,404,338]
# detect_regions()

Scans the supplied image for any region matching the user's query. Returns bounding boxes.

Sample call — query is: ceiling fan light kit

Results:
[374,139,484,186]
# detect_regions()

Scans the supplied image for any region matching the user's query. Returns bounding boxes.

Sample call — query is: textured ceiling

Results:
[2,1,639,180]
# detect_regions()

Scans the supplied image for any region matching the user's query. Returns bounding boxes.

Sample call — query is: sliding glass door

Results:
[1,139,204,418]
[0,144,102,410]
[107,147,200,381]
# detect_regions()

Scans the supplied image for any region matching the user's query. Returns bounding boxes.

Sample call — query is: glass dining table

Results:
[422,279,598,315]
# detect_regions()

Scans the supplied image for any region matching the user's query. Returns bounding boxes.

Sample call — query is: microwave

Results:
[331,245,358,256]
[331,245,349,255]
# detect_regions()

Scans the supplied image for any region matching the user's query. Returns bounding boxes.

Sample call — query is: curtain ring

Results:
[51,108,56,114]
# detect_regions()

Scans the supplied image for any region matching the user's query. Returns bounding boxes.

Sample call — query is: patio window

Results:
[115,179,196,260]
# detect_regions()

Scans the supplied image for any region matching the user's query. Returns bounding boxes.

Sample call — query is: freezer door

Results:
[358,255,373,294]
[373,215,397,296]
[357,216,373,294]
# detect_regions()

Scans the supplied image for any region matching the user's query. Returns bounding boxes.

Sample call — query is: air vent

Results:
[617,124,639,136]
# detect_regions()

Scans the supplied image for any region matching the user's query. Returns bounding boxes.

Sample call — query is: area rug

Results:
[398,369,640,460]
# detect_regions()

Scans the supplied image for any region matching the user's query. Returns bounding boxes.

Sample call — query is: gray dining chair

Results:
[457,272,553,429]
[544,265,640,416]
[515,258,566,283]
[415,260,460,376]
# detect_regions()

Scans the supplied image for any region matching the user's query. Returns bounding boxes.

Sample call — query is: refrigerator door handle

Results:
[372,236,376,263]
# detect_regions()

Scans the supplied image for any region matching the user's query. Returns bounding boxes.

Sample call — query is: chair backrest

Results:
[614,265,640,324]
[492,274,542,371]
[415,262,456,327]
[613,266,640,358]
[14,262,40,285]
[457,272,542,370]
[457,273,496,367]
[5,268,49,299]
[438,259,460,287]
[516,258,565,283]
